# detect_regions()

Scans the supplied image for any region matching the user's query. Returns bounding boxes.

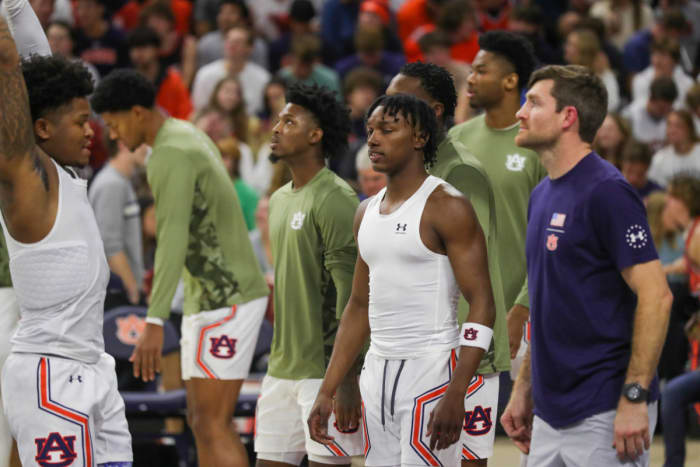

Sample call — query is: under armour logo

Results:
[35,432,77,467]
[464,328,478,340]
[395,223,407,233]
[209,335,237,359]
[625,224,648,249]
[68,375,82,383]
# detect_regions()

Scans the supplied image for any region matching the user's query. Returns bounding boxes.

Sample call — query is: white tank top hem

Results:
[0,160,108,364]
[358,175,460,360]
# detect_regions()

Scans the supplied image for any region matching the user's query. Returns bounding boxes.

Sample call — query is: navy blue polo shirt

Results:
[526,152,659,428]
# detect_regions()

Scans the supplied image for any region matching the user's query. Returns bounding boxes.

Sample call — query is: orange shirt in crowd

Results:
[477,3,512,32]
[156,68,193,120]
[404,24,480,64]
[114,0,192,35]
[397,0,433,42]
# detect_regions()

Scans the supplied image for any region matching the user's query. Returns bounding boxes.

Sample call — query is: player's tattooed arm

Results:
[0,16,35,167]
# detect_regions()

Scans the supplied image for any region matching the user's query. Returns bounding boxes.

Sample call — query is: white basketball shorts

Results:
[1,352,132,466]
[180,295,267,380]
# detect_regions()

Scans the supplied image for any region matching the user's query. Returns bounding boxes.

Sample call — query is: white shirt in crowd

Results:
[622,99,668,152]
[191,59,270,116]
[648,142,700,187]
[631,65,696,109]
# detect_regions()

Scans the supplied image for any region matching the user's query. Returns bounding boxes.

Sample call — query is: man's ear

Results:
[413,127,429,151]
[34,117,52,141]
[561,105,579,132]
[432,102,445,122]
[503,72,519,93]
[309,127,323,145]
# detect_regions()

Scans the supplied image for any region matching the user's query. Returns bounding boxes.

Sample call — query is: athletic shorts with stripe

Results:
[180,295,268,380]
[360,349,461,466]
[1,353,132,466]
[460,373,499,462]
[255,376,364,465]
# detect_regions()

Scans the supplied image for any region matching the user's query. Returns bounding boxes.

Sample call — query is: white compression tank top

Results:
[0,160,109,363]
[358,175,460,359]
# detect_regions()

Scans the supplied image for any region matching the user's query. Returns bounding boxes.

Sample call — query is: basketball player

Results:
[92,70,270,467]
[254,83,364,466]
[308,94,496,465]
[386,62,507,465]
[0,14,133,467]
[501,65,671,466]
[449,31,545,371]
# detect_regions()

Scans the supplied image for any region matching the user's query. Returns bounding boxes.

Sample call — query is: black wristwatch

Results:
[622,383,649,403]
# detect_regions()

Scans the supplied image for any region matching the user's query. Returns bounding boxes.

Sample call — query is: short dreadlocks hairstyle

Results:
[91,69,156,113]
[478,30,537,91]
[365,94,439,168]
[286,83,351,159]
[21,54,94,122]
[398,62,456,122]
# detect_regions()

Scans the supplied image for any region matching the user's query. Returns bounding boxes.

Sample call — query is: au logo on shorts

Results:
[209,335,237,359]
[35,432,77,467]
[463,406,493,436]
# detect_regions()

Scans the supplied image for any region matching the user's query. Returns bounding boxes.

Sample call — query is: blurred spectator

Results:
[74,0,129,77]
[687,83,700,134]
[405,0,479,64]
[192,25,271,115]
[29,0,54,28]
[320,0,360,63]
[89,140,148,306]
[252,78,289,197]
[248,0,324,42]
[476,0,513,32]
[508,4,561,66]
[623,76,678,151]
[355,144,386,199]
[278,34,342,98]
[658,0,700,74]
[193,107,233,142]
[357,0,403,54]
[343,67,383,141]
[417,31,475,124]
[620,139,662,198]
[590,0,654,51]
[217,137,260,232]
[594,113,631,168]
[623,7,689,75]
[648,109,700,187]
[575,16,628,99]
[114,0,191,36]
[268,0,317,73]
[631,38,694,109]
[397,0,445,43]
[128,27,192,120]
[139,2,196,87]
[196,0,268,71]
[335,25,404,86]
[47,20,100,84]
[564,28,620,111]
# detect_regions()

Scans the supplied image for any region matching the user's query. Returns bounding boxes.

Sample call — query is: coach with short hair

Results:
[501,64,672,467]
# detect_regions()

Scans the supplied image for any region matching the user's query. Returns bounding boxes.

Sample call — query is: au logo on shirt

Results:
[546,234,559,251]
[505,154,526,172]
[290,211,306,230]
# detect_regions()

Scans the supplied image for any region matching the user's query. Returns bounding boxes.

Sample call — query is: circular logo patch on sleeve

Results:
[625,224,648,249]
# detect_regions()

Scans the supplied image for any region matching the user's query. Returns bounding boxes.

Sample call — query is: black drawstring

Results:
[390,360,406,418]
[381,359,388,429]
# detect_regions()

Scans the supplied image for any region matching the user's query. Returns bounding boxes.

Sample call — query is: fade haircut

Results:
[91,69,156,113]
[478,30,537,91]
[286,83,351,159]
[398,61,456,122]
[22,54,94,122]
[528,65,608,143]
[365,94,439,168]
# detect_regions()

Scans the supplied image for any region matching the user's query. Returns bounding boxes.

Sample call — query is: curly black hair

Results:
[286,83,351,159]
[365,94,438,168]
[21,54,94,122]
[398,62,456,122]
[91,69,156,113]
[478,31,537,91]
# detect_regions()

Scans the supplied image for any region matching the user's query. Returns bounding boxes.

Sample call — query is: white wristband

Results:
[460,323,493,351]
[145,317,164,326]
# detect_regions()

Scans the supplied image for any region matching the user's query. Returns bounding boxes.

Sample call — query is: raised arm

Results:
[425,185,496,450]
[1,0,51,58]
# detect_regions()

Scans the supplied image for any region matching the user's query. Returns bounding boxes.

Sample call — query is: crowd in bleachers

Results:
[29,0,700,463]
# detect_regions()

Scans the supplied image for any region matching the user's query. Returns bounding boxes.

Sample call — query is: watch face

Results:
[628,386,640,399]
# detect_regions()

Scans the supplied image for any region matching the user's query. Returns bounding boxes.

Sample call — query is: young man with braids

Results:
[386,61,507,465]
[0,7,133,467]
[92,70,270,467]
[254,83,364,466]
[308,94,496,465]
